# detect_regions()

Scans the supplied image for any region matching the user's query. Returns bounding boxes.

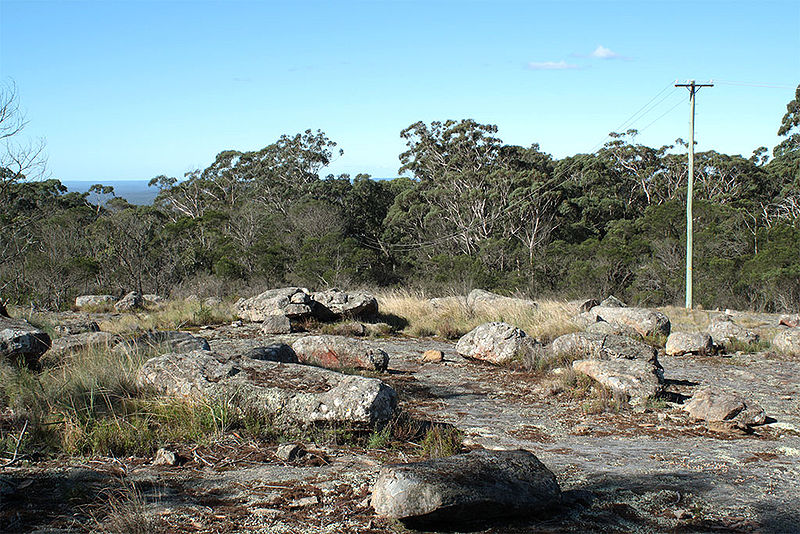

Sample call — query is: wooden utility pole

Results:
[675,79,713,309]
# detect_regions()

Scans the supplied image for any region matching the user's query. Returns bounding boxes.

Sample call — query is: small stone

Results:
[420,350,444,363]
[665,332,714,356]
[288,495,319,508]
[153,447,178,466]
[276,443,305,461]
[683,385,766,426]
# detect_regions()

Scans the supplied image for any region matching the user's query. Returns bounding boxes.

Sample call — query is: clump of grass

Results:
[99,300,236,334]
[724,338,772,354]
[421,424,463,458]
[367,425,393,449]
[90,480,165,534]
[376,289,578,343]
[643,333,668,349]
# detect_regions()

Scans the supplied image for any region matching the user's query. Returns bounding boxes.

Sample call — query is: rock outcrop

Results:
[371,449,561,524]
[456,322,539,366]
[236,287,315,322]
[47,331,120,359]
[572,359,662,406]
[589,306,671,338]
[245,344,299,363]
[772,328,800,355]
[138,350,397,424]
[585,320,641,339]
[707,315,759,348]
[467,289,537,310]
[551,332,660,366]
[114,291,143,312]
[292,335,389,372]
[311,289,378,319]
[260,315,292,334]
[0,317,51,367]
[665,332,714,356]
[74,295,116,309]
[683,386,766,427]
[115,331,210,355]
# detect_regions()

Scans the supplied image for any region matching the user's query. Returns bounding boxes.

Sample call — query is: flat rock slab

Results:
[585,320,641,339]
[683,385,766,427]
[292,335,389,372]
[371,449,560,524]
[467,289,537,310]
[74,295,116,308]
[311,289,378,319]
[773,328,800,355]
[456,322,538,365]
[551,332,660,366]
[572,359,663,406]
[589,306,671,337]
[138,350,396,424]
[115,331,210,355]
[47,331,120,358]
[665,332,714,356]
[0,317,51,367]
[245,344,298,363]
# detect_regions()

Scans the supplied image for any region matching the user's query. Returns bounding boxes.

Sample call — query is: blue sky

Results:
[1,0,798,182]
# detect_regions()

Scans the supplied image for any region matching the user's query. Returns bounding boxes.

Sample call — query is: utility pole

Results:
[675,79,713,309]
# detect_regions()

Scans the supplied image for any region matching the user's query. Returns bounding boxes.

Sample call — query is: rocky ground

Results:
[1,307,799,534]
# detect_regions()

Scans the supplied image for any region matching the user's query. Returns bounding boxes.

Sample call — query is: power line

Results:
[637,94,686,134]
[613,83,676,133]
[714,79,795,89]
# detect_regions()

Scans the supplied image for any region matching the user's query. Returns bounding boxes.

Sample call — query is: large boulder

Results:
[53,319,100,336]
[707,315,759,349]
[585,320,641,339]
[683,386,766,427]
[115,331,210,355]
[0,317,51,367]
[311,289,378,319]
[142,294,166,306]
[47,331,120,359]
[236,287,314,322]
[467,289,537,311]
[572,359,662,406]
[75,295,116,309]
[260,314,292,334]
[599,295,626,308]
[138,350,397,425]
[115,291,143,312]
[589,306,671,338]
[773,328,800,355]
[778,314,800,327]
[456,322,539,366]
[665,332,714,356]
[371,449,560,524]
[245,344,298,363]
[292,335,389,372]
[551,332,660,366]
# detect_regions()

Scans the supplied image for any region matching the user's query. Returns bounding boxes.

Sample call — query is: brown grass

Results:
[376,289,578,343]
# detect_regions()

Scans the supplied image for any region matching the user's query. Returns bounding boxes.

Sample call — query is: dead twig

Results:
[1,420,29,468]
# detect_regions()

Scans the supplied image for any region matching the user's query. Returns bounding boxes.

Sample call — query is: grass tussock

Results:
[89,480,166,534]
[376,289,578,343]
[544,366,627,414]
[366,411,464,458]
[98,300,236,335]
[724,338,772,354]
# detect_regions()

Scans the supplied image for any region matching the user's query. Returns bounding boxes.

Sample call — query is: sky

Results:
[1,0,798,182]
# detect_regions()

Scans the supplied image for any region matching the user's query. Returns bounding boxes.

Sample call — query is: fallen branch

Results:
[1,420,28,468]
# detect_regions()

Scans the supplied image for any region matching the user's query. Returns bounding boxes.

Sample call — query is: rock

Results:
[311,289,378,319]
[185,294,200,303]
[683,386,766,426]
[114,291,143,312]
[153,447,178,466]
[0,317,51,367]
[143,294,166,306]
[53,320,100,336]
[288,496,319,508]
[327,321,367,337]
[665,332,714,356]
[778,314,800,327]
[427,296,466,309]
[551,332,660,367]
[203,296,222,307]
[585,320,641,339]
[579,299,599,313]
[47,331,120,358]
[246,344,298,363]
[236,287,314,322]
[590,306,671,337]
[276,443,305,461]
[364,322,393,337]
[420,349,444,363]
[571,311,599,329]
[116,331,210,355]
[572,359,663,406]
[707,315,759,348]
[260,315,292,334]
[467,289,537,310]
[773,328,800,355]
[370,449,560,524]
[599,295,626,308]
[456,322,539,366]
[292,335,389,372]
[74,295,116,309]
[137,350,397,424]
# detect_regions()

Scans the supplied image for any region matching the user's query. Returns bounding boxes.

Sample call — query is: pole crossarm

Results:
[674,80,713,309]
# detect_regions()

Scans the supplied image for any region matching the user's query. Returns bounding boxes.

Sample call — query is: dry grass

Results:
[376,289,578,343]
[98,300,236,335]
